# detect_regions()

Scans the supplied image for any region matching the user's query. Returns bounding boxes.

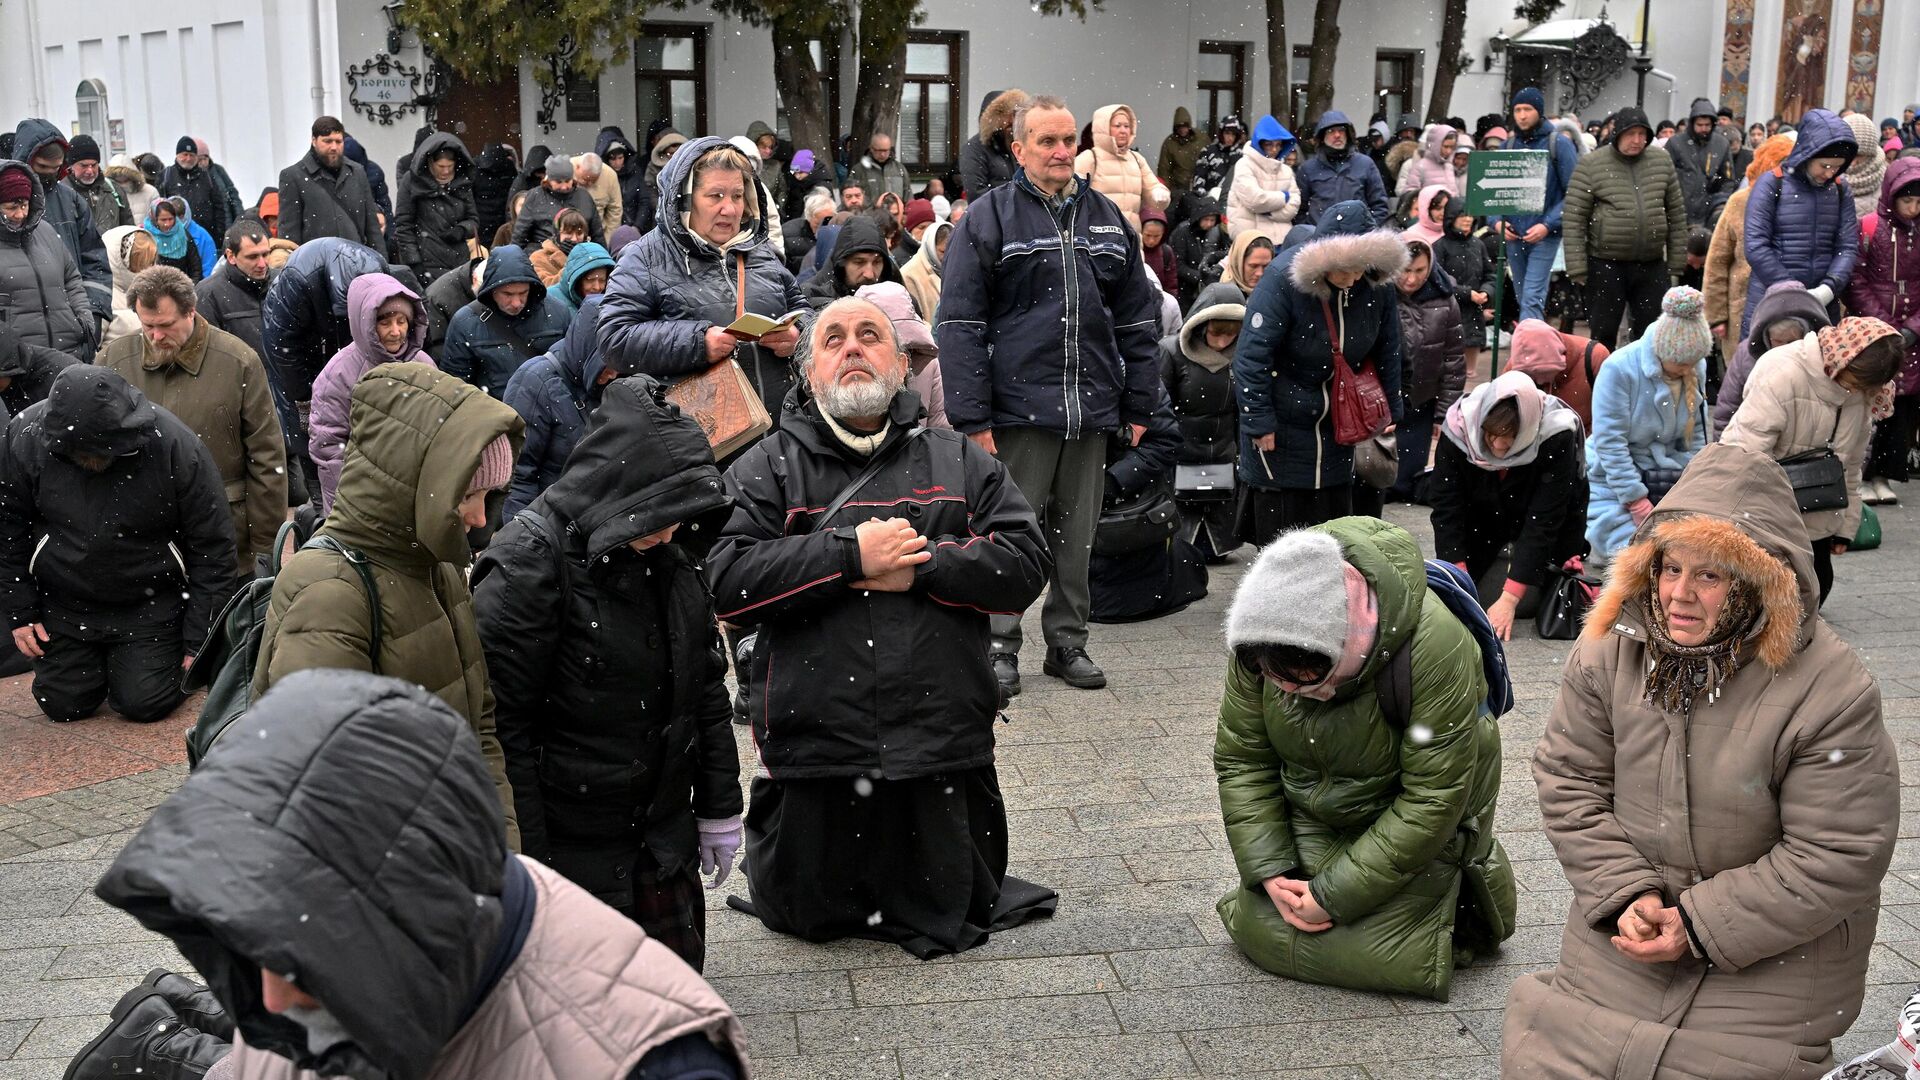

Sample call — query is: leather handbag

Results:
[1777,413,1848,513]
[1353,432,1399,489]
[1095,482,1179,556]
[1534,561,1598,641]
[665,256,775,459]
[1175,463,1235,501]
[1323,296,1392,446]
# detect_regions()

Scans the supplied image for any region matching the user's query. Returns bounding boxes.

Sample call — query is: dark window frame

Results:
[1373,48,1423,125]
[1197,40,1248,130]
[633,22,710,138]
[900,29,964,173]
[1290,44,1312,131]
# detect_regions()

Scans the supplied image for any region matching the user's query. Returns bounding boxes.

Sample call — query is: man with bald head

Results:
[707,296,1057,958]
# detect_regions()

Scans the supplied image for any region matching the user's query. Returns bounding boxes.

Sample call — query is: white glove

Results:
[1808,284,1835,307]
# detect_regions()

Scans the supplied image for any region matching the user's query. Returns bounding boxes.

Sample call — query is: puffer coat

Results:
[1584,335,1708,556]
[308,274,437,514]
[12,121,112,322]
[1394,124,1463,199]
[475,375,740,900]
[1169,195,1229,307]
[1397,247,1466,410]
[260,237,392,460]
[96,669,748,1080]
[1073,104,1170,234]
[0,162,96,362]
[1226,124,1300,241]
[1742,109,1860,332]
[1159,295,1241,465]
[253,363,524,850]
[501,296,608,517]
[194,259,272,366]
[1434,225,1494,341]
[440,244,572,399]
[1702,184,1757,336]
[1504,443,1896,1080]
[1562,140,1689,280]
[1214,516,1514,1002]
[1714,282,1833,432]
[1295,112,1392,227]
[1845,156,1920,395]
[705,386,1049,780]
[598,136,806,422]
[1234,206,1407,490]
[394,132,479,289]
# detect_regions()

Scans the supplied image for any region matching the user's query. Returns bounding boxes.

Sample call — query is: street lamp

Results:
[1632,0,1653,108]
[381,2,407,56]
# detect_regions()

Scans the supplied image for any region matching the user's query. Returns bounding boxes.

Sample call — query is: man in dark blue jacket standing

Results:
[1500,87,1579,322]
[938,94,1162,696]
[1294,111,1390,228]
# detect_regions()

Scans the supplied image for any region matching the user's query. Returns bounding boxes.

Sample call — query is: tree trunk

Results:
[1265,0,1290,124]
[849,0,914,152]
[1426,0,1469,122]
[1304,0,1342,130]
[770,9,832,163]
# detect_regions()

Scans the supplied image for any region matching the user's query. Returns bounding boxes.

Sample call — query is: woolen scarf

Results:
[1640,577,1759,717]
[1818,316,1901,421]
[1441,369,1584,469]
[145,199,189,261]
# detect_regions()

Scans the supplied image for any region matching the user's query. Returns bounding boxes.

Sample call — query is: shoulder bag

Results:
[1777,411,1848,513]
[1322,296,1392,446]
[665,255,775,459]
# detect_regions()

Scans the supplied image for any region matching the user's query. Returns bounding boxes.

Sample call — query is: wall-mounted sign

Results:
[108,119,126,154]
[347,54,424,125]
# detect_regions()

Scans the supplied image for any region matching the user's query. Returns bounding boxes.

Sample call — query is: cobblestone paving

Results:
[4,503,1920,1078]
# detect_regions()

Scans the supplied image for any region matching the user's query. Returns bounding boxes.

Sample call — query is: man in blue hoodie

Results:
[1500,87,1579,322]
[442,244,572,399]
[1294,111,1390,228]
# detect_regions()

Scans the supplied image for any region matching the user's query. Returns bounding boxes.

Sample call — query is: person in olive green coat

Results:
[1214,516,1515,1001]
[251,362,525,849]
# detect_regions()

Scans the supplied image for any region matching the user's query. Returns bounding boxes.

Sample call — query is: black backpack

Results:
[182,525,382,767]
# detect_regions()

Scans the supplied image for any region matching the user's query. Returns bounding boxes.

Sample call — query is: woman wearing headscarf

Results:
[1720,316,1904,603]
[143,196,215,281]
[1191,228,1274,310]
[100,225,155,348]
[900,218,951,323]
[1843,112,1888,222]
[1585,287,1712,561]
[1503,441,1897,1080]
[1711,281,1832,434]
[1429,371,1587,639]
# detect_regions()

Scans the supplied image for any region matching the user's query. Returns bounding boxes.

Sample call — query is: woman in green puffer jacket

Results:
[1214,516,1515,1001]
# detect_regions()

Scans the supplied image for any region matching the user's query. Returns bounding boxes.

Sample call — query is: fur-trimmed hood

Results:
[1285,229,1410,300]
[1584,442,1813,670]
[982,89,1028,136]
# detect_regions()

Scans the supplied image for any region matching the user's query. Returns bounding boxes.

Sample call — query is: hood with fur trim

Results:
[1585,442,1813,669]
[1286,228,1411,300]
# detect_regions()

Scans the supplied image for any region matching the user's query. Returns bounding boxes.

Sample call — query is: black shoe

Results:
[991,652,1021,697]
[1044,647,1107,689]
[141,968,233,1042]
[64,987,228,1080]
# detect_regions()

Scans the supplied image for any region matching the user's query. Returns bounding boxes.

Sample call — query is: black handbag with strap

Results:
[1777,412,1848,513]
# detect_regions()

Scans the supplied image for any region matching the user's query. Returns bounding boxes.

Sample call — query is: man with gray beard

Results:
[707,295,1056,958]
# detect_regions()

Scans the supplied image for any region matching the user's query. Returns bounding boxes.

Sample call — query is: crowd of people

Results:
[4,86,1918,1080]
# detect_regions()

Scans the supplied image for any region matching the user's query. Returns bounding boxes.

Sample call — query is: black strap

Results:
[1827,409,1842,448]
[305,535,382,672]
[1582,340,1600,383]
[1374,637,1413,730]
[801,427,930,535]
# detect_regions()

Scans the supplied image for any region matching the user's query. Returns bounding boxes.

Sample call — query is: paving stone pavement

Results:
[6,501,1920,1078]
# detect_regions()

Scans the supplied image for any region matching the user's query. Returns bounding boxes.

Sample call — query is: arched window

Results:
[74,79,109,147]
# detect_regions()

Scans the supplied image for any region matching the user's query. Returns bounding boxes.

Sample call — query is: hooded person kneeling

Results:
[1214,518,1516,1001]
[76,669,750,1080]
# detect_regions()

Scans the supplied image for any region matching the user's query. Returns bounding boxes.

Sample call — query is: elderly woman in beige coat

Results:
[1503,441,1898,1080]
[1720,316,1904,604]
[1073,103,1169,234]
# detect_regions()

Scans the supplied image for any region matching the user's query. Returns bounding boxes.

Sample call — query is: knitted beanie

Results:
[468,434,514,494]
[1224,528,1350,660]
[903,198,936,231]
[176,136,197,156]
[0,169,33,203]
[543,154,574,182]
[1649,287,1712,367]
[1512,87,1547,115]
[67,135,101,164]
[791,149,817,174]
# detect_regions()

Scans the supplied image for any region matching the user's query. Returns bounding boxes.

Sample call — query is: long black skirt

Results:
[730,767,1056,959]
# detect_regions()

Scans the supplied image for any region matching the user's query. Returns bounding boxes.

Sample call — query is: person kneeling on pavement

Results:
[70,669,749,1080]
[0,366,236,723]
[707,296,1054,959]
[1214,519,1515,1001]
[474,374,740,972]
[1089,396,1208,622]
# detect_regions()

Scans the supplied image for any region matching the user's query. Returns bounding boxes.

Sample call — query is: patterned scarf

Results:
[1817,317,1901,421]
[1639,577,1760,716]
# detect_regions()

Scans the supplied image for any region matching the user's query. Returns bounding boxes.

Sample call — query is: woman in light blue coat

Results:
[1585,287,1713,558]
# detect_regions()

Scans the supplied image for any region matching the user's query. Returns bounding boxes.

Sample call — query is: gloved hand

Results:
[696,816,743,890]
[1808,283,1835,307]
[1628,497,1655,526]
[1902,329,1918,350]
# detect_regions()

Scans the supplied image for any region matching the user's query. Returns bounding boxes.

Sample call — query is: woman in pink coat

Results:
[1395,124,1464,200]
[309,272,438,513]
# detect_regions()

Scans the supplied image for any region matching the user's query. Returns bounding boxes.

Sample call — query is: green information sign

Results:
[1466,149,1550,216]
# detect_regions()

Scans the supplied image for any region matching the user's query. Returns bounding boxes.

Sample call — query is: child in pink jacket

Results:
[309,272,438,513]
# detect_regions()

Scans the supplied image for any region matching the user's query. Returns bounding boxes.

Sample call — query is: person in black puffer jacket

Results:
[1434,212,1495,373]
[500,295,610,516]
[474,374,740,971]
[11,120,112,326]
[1168,194,1230,310]
[194,219,275,368]
[394,132,479,289]
[959,90,1025,200]
[1392,234,1465,501]
[0,162,97,363]
[800,214,901,309]
[1159,292,1242,560]
[1088,396,1208,623]
[441,243,571,399]
[472,143,519,243]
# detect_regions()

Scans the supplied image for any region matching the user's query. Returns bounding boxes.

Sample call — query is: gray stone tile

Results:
[852,955,1119,1006]
[795,994,1121,1053]
[959,914,1211,961]
[1006,855,1139,888]
[0,1020,30,1060]
[1122,849,1236,884]
[1107,945,1268,991]
[9,1014,109,1061]
[41,940,187,980]
[0,977,127,1022]
[897,1033,1197,1080]
[750,1050,902,1080]
[741,1012,799,1058]
[703,970,853,1015]
[1111,981,1398,1034]
[1183,1012,1484,1074]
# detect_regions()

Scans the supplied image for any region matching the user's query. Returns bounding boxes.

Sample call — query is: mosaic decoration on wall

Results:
[1718,0,1754,125]
[1775,0,1832,123]
[1846,0,1884,115]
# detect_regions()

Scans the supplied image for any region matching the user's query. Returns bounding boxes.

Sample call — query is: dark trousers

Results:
[32,627,185,723]
[1812,538,1834,606]
[1390,401,1437,500]
[1462,542,1544,618]
[989,428,1106,653]
[1584,258,1669,350]
[616,850,707,972]
[1867,393,1919,482]
[1240,485,1352,548]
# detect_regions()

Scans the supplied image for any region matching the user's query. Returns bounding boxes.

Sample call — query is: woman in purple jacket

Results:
[1845,155,1920,504]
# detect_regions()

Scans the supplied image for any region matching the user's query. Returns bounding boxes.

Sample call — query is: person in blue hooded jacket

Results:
[502,295,611,516]
[556,240,614,312]
[442,244,572,399]
[1294,111,1390,229]
[1498,88,1580,323]
[1233,200,1407,546]
[1741,108,1860,334]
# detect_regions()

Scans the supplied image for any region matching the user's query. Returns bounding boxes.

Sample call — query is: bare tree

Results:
[1266,0,1290,124]
[848,0,917,149]
[1303,0,1342,128]
[1427,0,1470,121]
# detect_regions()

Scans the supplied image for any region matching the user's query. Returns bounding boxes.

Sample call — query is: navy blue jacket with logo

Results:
[935,170,1162,439]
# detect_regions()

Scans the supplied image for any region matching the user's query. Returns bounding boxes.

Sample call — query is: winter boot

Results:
[141,968,233,1041]
[64,987,229,1080]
